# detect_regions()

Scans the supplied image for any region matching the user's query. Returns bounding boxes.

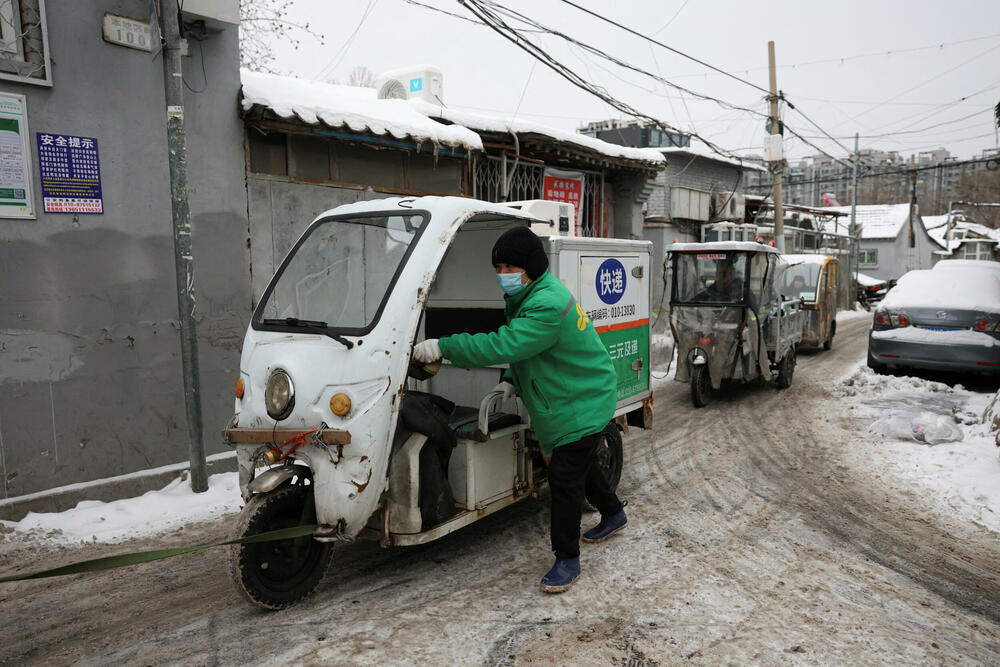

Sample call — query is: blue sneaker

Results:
[582,502,628,543]
[540,557,581,593]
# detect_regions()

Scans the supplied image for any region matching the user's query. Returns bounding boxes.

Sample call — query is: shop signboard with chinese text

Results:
[542,167,584,234]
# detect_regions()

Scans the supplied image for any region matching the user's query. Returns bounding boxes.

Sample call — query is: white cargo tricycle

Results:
[223,196,653,609]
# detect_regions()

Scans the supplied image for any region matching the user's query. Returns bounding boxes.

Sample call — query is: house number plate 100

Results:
[102,14,153,53]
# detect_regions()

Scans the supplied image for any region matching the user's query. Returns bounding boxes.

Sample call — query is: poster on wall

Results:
[0,93,35,219]
[542,167,584,234]
[37,132,103,214]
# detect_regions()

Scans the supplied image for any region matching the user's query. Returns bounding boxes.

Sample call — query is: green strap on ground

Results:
[0,524,317,583]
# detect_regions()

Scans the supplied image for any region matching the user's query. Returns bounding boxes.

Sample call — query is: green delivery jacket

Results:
[438,272,617,454]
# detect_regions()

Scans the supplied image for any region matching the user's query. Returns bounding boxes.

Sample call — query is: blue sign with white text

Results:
[37,132,103,214]
[409,77,423,92]
[596,258,626,305]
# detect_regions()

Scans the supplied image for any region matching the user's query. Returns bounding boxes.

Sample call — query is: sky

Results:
[262,0,1000,163]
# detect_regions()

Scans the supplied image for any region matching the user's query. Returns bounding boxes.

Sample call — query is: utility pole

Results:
[767,41,785,252]
[908,154,917,250]
[850,132,859,292]
[158,1,207,493]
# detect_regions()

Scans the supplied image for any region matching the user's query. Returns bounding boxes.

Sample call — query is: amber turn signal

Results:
[330,392,351,416]
[235,377,245,400]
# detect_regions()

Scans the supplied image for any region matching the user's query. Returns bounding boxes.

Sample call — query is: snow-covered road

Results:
[2,315,999,664]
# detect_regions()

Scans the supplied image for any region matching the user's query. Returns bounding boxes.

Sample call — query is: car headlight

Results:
[265,369,294,420]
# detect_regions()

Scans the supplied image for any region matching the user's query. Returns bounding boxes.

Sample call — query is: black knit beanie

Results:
[491,226,549,279]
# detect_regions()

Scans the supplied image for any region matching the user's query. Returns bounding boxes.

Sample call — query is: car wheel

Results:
[823,321,836,350]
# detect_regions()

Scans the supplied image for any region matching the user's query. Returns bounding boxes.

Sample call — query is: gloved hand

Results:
[492,381,516,400]
[413,339,442,363]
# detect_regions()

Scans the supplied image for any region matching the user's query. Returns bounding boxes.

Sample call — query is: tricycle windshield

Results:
[674,252,748,304]
[782,262,821,302]
[254,212,428,333]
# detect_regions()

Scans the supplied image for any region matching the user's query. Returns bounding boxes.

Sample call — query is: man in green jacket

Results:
[413,226,627,593]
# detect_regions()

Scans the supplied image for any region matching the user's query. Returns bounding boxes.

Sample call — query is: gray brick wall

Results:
[646,156,743,220]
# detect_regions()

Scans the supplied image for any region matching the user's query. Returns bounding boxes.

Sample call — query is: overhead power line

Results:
[553,0,857,167]
[745,155,1000,191]
[802,108,994,141]
[456,0,762,161]
[458,0,858,170]
[669,32,1000,80]
[556,0,770,96]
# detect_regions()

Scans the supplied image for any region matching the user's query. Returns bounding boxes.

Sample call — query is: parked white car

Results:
[867,267,1000,375]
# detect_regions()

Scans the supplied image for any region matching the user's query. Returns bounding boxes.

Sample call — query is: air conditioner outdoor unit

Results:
[375,65,444,104]
[714,192,746,221]
[504,200,577,237]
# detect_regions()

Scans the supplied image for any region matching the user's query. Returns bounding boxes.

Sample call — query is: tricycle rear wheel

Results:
[775,348,796,389]
[595,422,624,492]
[823,321,836,350]
[690,365,711,408]
[229,484,333,610]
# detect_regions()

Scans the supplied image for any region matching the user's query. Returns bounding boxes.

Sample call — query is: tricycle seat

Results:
[450,406,524,442]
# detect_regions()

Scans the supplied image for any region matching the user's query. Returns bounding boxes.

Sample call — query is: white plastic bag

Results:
[869,410,963,445]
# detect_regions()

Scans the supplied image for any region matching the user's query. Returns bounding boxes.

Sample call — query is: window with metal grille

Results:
[472,155,606,237]
[0,0,51,86]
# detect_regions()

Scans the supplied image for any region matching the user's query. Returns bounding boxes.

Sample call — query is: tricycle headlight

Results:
[265,369,294,420]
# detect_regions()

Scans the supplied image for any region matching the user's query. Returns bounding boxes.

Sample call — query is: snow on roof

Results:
[923,215,1000,253]
[667,241,780,254]
[660,143,766,171]
[408,99,665,165]
[882,268,1000,312]
[827,204,912,240]
[240,69,666,165]
[240,69,483,151]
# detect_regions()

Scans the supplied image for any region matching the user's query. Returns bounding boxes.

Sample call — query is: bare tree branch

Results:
[239,0,324,74]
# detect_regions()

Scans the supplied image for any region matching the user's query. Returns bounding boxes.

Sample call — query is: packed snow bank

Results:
[0,472,242,545]
[837,366,1000,531]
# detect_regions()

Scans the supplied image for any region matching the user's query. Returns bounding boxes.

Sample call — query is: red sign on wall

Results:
[542,167,584,233]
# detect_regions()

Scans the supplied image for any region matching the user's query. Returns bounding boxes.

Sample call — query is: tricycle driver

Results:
[697,258,743,302]
[413,226,627,593]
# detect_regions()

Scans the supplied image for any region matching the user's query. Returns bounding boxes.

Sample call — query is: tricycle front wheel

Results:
[229,485,333,610]
[690,365,711,408]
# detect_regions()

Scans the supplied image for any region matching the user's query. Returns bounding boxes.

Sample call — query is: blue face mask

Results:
[497,272,526,295]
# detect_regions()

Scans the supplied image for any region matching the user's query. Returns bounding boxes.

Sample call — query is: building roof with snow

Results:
[659,144,767,171]
[827,204,913,240]
[240,69,665,170]
[240,69,482,152]
[923,214,1000,254]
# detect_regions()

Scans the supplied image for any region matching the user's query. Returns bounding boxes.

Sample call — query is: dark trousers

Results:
[548,431,622,559]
